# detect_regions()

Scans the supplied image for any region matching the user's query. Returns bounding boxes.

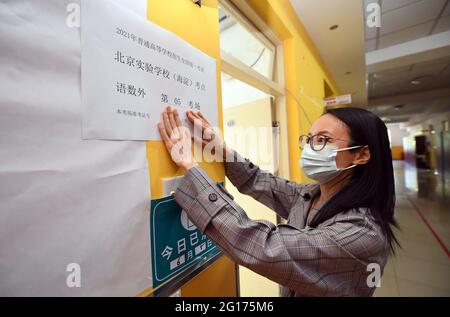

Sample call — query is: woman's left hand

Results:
[158,106,198,170]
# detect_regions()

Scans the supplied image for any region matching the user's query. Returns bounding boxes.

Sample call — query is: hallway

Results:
[374,161,450,296]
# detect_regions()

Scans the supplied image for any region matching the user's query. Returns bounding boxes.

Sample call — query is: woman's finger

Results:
[168,106,178,129]
[174,109,190,140]
[196,112,211,130]
[197,111,212,126]
[167,106,180,140]
[187,111,202,131]
[158,122,172,150]
[174,108,183,127]
[192,113,204,133]
[191,111,210,131]
[186,110,198,124]
[162,108,173,137]
[186,110,198,126]
[186,110,195,124]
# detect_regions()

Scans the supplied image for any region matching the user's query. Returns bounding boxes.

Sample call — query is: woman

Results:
[157,106,399,297]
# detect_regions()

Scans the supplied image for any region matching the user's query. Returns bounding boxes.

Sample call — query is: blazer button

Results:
[209,193,218,202]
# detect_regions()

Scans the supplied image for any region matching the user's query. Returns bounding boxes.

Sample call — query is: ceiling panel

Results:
[378,21,433,48]
[432,15,450,33]
[376,80,411,90]
[376,72,411,84]
[372,97,450,121]
[375,65,412,75]
[410,57,450,77]
[443,1,450,16]
[442,63,450,77]
[371,80,450,98]
[369,56,450,99]
[381,0,421,13]
[380,0,445,35]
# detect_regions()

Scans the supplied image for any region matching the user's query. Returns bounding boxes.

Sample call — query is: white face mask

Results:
[300,143,363,184]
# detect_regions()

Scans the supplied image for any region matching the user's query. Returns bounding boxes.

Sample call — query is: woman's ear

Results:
[353,145,371,165]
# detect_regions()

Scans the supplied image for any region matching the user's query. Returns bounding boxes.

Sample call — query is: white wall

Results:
[387,123,408,147]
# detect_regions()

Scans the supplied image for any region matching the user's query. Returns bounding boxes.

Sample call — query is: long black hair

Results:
[310,107,400,253]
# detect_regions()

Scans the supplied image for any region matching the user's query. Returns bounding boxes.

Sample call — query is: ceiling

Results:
[364,0,450,123]
[289,0,367,106]
[370,97,450,124]
[365,0,450,52]
[289,0,450,124]
[368,55,450,99]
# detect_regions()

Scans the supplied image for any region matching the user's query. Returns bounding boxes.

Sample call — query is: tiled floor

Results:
[374,161,450,297]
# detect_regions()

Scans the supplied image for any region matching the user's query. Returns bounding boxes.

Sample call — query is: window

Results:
[218,1,286,297]
[221,72,270,109]
[219,6,275,80]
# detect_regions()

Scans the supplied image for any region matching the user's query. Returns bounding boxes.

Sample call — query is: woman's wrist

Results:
[182,161,198,171]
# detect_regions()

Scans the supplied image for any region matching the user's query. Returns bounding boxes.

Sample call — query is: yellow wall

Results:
[247,0,341,183]
[143,0,236,297]
[181,256,237,297]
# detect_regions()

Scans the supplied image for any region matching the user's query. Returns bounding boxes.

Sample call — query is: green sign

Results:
[150,195,218,288]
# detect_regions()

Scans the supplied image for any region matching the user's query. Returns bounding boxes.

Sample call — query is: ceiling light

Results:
[411,75,433,85]
[329,25,339,30]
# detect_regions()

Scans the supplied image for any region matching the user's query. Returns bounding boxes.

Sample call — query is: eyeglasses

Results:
[299,134,352,151]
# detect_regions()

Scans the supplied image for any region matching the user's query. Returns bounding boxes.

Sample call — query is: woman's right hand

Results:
[186,110,228,160]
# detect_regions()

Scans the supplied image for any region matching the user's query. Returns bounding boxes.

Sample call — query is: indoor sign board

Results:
[150,196,218,288]
[324,94,352,107]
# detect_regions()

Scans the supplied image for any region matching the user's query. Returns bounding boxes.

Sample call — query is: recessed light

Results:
[329,25,339,30]
[411,75,433,85]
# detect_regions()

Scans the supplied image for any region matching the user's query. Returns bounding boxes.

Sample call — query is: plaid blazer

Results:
[174,150,389,297]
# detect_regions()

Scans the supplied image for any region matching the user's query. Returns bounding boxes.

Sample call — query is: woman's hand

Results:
[186,110,228,160]
[158,106,198,170]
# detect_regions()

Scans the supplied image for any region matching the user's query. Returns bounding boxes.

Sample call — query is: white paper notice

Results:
[81,0,218,140]
[114,0,147,18]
